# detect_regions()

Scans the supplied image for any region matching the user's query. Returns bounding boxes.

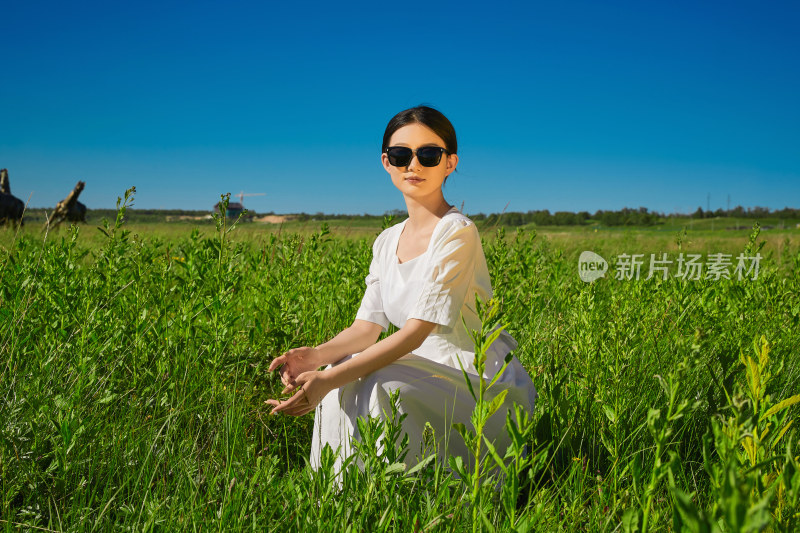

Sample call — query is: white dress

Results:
[310,207,537,474]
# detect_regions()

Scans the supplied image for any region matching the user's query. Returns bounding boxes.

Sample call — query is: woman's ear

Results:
[381,152,393,174]
[446,153,458,175]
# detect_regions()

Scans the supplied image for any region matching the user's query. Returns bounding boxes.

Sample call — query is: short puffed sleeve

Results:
[406,218,478,328]
[355,231,390,331]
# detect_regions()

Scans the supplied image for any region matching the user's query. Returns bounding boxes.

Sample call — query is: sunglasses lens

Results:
[387,147,412,167]
[386,146,447,167]
[417,147,444,167]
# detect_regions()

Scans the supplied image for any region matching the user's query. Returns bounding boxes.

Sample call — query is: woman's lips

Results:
[404,175,424,184]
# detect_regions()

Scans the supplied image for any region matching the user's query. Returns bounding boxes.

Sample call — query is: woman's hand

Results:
[268,347,322,388]
[266,370,332,417]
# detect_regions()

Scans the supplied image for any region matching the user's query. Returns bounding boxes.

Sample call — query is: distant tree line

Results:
[686,206,800,220]
[19,205,800,227]
[469,208,656,227]
[290,212,392,222]
[22,207,214,224]
[467,205,800,227]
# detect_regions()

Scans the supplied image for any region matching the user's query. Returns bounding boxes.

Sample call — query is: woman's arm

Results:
[324,318,435,389]
[268,318,435,416]
[315,319,384,366]
[267,319,383,386]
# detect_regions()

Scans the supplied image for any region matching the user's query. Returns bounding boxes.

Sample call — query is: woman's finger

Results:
[281,382,299,395]
[279,368,295,387]
[268,354,286,372]
[278,398,317,417]
[268,388,306,415]
[268,383,320,416]
[282,373,310,395]
[277,386,320,416]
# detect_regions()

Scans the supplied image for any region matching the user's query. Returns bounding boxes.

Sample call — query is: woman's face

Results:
[381,123,458,201]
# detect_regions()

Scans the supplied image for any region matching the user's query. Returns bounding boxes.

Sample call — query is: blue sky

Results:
[2,0,798,215]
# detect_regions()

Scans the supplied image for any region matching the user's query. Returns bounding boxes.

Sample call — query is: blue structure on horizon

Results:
[214,201,244,219]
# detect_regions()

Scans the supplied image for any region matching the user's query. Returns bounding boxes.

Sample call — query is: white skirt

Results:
[309,352,537,475]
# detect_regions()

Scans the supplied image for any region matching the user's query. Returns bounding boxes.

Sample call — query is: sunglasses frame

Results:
[384,146,450,167]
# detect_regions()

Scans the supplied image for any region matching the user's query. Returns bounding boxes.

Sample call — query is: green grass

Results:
[1,199,799,531]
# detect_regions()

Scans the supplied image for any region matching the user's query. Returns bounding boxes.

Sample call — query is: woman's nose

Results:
[407,154,423,171]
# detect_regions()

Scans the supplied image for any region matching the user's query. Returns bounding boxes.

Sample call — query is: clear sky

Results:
[2,0,798,216]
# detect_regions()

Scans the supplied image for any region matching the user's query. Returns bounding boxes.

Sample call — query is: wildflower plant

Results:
[450,296,544,532]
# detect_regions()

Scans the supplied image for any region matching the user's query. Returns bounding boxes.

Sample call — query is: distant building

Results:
[214,201,245,219]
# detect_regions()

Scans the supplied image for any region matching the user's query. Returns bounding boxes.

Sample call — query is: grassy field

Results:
[1,199,799,531]
[6,213,800,262]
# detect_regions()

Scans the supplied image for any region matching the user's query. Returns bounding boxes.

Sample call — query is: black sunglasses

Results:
[384,146,449,167]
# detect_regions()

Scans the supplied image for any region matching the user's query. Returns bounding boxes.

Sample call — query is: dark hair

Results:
[382,105,457,154]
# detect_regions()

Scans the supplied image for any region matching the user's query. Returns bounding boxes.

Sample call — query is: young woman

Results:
[267,105,537,473]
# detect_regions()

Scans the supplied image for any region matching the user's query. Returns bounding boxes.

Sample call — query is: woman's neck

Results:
[403,194,452,231]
